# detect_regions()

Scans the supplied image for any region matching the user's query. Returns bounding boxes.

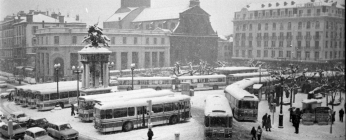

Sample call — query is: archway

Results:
[53,57,64,81]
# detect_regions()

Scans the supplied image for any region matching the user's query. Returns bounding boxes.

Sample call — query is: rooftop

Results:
[105,7,139,22]
[133,6,189,22]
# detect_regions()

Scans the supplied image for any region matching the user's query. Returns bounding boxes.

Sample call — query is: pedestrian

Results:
[262,113,267,128]
[332,111,336,124]
[8,92,11,101]
[147,128,154,140]
[250,127,257,140]
[293,110,301,134]
[339,109,345,122]
[257,125,262,140]
[265,115,271,131]
[71,104,75,116]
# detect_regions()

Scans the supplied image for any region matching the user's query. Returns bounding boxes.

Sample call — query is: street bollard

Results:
[175,132,180,140]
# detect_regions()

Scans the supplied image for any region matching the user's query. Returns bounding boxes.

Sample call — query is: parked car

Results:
[9,111,29,123]
[0,89,14,98]
[24,127,54,140]
[26,117,49,130]
[46,122,79,140]
[0,122,26,140]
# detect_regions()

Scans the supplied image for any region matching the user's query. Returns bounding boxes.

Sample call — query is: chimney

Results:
[76,14,79,21]
[51,12,58,19]
[26,14,33,23]
[59,15,64,23]
[189,0,200,7]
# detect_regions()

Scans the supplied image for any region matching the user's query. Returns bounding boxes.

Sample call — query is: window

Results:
[154,38,157,44]
[297,51,301,58]
[32,26,38,34]
[287,51,291,58]
[298,41,301,48]
[279,51,283,57]
[146,38,149,44]
[54,36,59,44]
[330,51,332,59]
[264,50,268,57]
[271,41,276,47]
[111,37,115,44]
[315,41,319,48]
[257,50,261,57]
[279,41,283,47]
[258,23,261,30]
[152,104,163,113]
[325,51,328,59]
[72,36,77,44]
[305,51,310,58]
[280,23,284,30]
[325,41,328,48]
[164,103,174,112]
[265,23,268,30]
[273,23,276,30]
[161,38,165,44]
[243,24,246,31]
[326,32,328,38]
[249,41,252,47]
[249,24,252,30]
[257,41,261,47]
[316,21,320,29]
[134,37,138,44]
[306,21,311,29]
[271,50,275,57]
[113,108,127,118]
[306,41,310,48]
[123,37,127,44]
[315,52,319,59]
[128,107,135,116]
[288,22,291,30]
[105,109,112,119]
[235,50,239,57]
[264,41,268,47]
[248,50,252,57]
[242,50,245,57]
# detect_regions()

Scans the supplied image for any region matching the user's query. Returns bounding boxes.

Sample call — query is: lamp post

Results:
[278,76,284,128]
[131,63,136,90]
[54,63,61,98]
[72,65,83,106]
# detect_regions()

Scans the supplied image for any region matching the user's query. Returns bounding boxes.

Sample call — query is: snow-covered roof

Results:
[204,95,233,117]
[244,0,345,11]
[133,6,189,22]
[79,89,156,101]
[224,85,259,101]
[106,7,139,22]
[78,46,112,54]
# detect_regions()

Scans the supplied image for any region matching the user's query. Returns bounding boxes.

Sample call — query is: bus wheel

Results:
[170,115,179,124]
[155,87,162,90]
[123,122,133,132]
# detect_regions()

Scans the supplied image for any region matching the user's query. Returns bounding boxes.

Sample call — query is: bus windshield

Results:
[239,101,258,109]
[205,117,232,127]
[79,101,94,110]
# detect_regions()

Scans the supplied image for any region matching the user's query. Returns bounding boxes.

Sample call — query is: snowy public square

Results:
[1,87,345,140]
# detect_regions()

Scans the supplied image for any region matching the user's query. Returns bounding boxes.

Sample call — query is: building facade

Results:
[233,0,345,64]
[104,0,218,65]
[217,35,233,62]
[34,28,170,82]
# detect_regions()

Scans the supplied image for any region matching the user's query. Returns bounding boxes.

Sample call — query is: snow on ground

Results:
[1,89,345,140]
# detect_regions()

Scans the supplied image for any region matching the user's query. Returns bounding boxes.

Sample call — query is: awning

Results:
[16,66,24,69]
[253,84,263,89]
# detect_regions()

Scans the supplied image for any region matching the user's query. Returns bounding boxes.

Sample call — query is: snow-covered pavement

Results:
[1,89,345,140]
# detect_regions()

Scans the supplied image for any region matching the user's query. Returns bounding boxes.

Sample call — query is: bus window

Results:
[100,110,106,119]
[50,93,58,100]
[174,103,179,110]
[210,117,227,127]
[179,102,185,110]
[185,101,190,109]
[164,103,173,112]
[113,108,127,118]
[105,109,113,119]
[128,107,135,116]
[137,106,147,115]
[60,92,68,99]
[152,104,163,113]
[239,101,258,109]
[43,94,50,101]
[69,91,77,97]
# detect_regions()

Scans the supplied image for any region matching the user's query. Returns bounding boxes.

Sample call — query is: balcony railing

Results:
[296,36,303,40]
[304,35,312,40]
[271,36,277,40]
[313,35,320,40]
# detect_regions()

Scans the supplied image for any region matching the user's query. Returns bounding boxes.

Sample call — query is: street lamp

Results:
[72,65,83,106]
[54,63,61,100]
[278,76,284,128]
[131,63,136,90]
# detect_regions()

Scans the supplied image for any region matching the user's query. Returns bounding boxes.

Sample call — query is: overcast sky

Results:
[0,0,344,36]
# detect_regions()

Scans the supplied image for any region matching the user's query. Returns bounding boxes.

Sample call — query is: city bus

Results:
[215,67,260,75]
[117,77,174,90]
[204,95,233,140]
[176,75,226,90]
[36,86,79,111]
[78,89,170,122]
[224,85,259,121]
[94,94,191,133]
[227,72,270,85]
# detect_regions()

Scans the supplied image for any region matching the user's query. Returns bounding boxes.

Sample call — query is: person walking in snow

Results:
[332,111,336,124]
[339,109,344,122]
[293,112,301,134]
[262,113,267,128]
[257,126,262,140]
[265,115,271,131]
[71,104,75,116]
[147,128,154,140]
[250,127,257,140]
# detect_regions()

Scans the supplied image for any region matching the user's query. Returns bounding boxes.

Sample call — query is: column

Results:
[116,52,121,70]
[104,62,109,87]
[149,52,152,68]
[128,52,132,69]
[85,63,90,89]
[81,62,85,89]
[139,51,145,69]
